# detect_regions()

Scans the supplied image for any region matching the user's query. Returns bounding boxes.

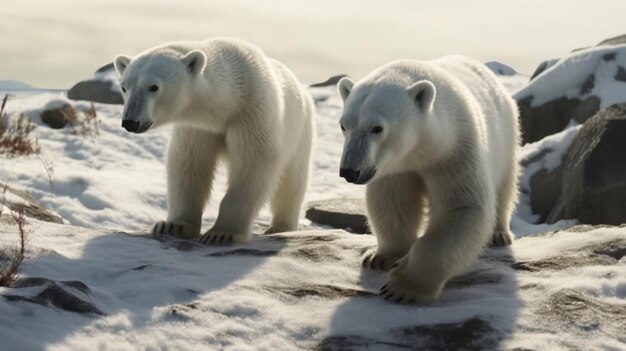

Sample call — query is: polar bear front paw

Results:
[152,221,199,240]
[490,230,514,247]
[362,250,403,271]
[379,257,444,304]
[199,229,247,246]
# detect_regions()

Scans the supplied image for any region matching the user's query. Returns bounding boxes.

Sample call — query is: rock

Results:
[518,125,581,223]
[529,166,563,222]
[67,80,123,105]
[517,94,600,145]
[309,74,348,88]
[484,61,516,76]
[2,278,103,315]
[529,58,559,80]
[598,33,626,46]
[40,100,76,129]
[547,103,626,225]
[515,45,626,144]
[305,199,370,234]
[1,183,63,224]
[67,63,123,105]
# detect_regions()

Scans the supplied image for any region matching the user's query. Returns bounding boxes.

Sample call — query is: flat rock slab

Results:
[306,198,370,234]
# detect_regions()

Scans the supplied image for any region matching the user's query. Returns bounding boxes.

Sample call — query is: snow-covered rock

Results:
[514,44,626,144]
[484,61,516,76]
[518,124,581,223]
[67,63,123,105]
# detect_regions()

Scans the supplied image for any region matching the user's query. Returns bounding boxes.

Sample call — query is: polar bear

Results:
[337,56,519,303]
[114,38,314,244]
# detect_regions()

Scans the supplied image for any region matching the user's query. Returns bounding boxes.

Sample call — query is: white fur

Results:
[115,38,315,244]
[338,56,520,303]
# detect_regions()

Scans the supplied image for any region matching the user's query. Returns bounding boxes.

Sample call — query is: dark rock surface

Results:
[2,277,103,315]
[529,166,563,222]
[547,103,626,225]
[517,94,600,144]
[305,198,370,234]
[318,317,502,351]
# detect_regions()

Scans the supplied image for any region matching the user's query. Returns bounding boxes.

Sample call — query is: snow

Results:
[1,217,624,350]
[513,44,626,106]
[0,73,623,350]
[93,67,123,94]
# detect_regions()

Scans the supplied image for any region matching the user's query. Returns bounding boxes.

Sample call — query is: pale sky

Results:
[2,0,625,88]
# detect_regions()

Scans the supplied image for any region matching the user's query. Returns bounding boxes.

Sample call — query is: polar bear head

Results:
[114,49,207,133]
[337,76,437,184]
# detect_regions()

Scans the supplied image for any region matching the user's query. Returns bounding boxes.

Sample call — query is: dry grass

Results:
[0,187,27,287]
[67,102,100,140]
[0,94,40,157]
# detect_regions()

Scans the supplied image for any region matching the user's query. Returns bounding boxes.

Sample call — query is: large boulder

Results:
[547,103,626,225]
[515,45,626,144]
[67,63,123,105]
[517,125,581,223]
[40,100,76,129]
[305,199,370,234]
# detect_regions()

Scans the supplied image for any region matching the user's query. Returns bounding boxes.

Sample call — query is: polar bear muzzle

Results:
[121,92,153,133]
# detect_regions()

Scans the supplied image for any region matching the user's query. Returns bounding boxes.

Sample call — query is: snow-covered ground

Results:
[1,72,624,350]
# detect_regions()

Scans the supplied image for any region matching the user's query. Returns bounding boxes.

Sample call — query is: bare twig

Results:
[0,202,27,287]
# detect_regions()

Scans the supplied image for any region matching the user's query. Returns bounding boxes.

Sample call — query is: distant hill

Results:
[0,80,34,90]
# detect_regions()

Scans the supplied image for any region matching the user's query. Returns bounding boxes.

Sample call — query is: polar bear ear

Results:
[182,50,207,76]
[114,55,132,76]
[407,80,436,113]
[338,77,355,102]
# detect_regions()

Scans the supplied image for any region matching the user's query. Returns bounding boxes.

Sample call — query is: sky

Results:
[1,0,626,88]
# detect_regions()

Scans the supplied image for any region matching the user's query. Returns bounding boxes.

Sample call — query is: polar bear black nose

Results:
[122,120,140,132]
[340,168,360,183]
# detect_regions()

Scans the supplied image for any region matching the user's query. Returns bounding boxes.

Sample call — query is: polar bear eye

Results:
[149,85,159,92]
[121,87,127,93]
[340,125,346,132]
[371,126,383,134]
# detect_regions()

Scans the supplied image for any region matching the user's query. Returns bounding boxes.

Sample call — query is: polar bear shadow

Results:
[3,229,286,349]
[318,245,521,350]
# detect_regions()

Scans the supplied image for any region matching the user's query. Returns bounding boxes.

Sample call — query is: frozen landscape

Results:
[1,45,626,350]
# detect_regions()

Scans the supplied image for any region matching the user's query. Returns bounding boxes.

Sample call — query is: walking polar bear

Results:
[114,38,315,244]
[338,56,520,303]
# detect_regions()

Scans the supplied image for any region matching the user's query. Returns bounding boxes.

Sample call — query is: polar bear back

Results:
[431,56,519,189]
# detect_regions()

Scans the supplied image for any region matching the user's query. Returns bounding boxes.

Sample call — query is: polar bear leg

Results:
[380,174,495,303]
[153,127,222,240]
[200,128,280,245]
[265,142,312,234]
[491,163,518,247]
[363,173,425,271]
